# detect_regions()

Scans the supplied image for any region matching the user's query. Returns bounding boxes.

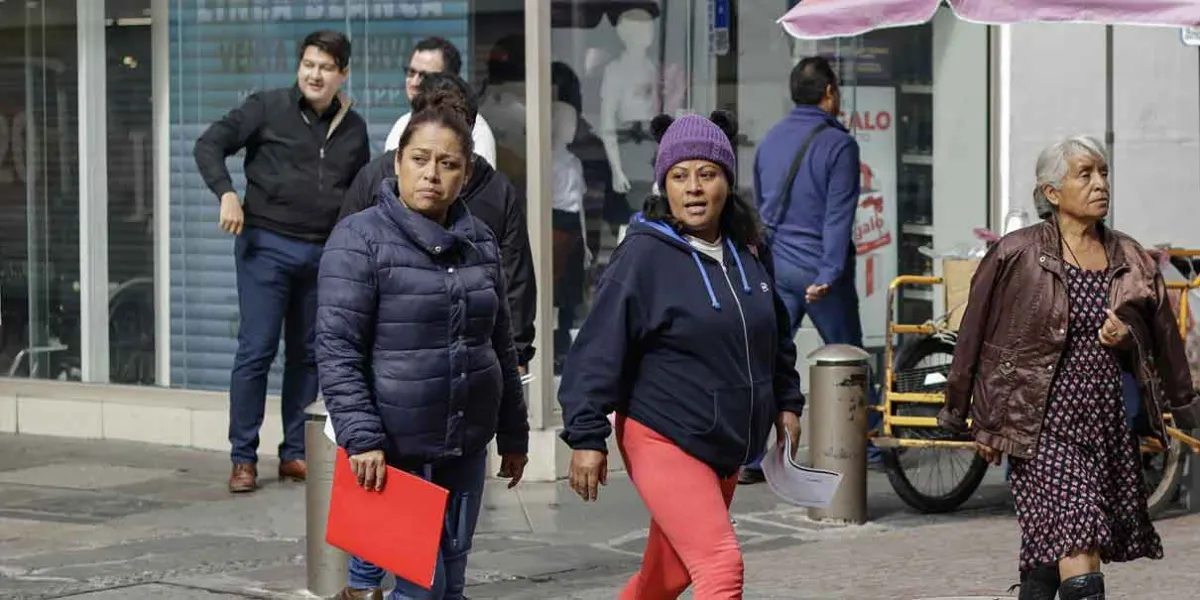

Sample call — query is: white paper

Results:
[323,413,337,443]
[322,373,538,444]
[761,436,844,509]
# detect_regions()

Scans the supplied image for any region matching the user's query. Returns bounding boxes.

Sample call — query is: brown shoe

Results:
[278,459,307,482]
[229,462,257,493]
[332,587,382,600]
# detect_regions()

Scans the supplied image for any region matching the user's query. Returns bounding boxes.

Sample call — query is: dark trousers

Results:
[746,257,881,470]
[346,450,488,599]
[552,209,586,361]
[229,226,323,464]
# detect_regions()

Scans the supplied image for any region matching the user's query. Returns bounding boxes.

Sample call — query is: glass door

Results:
[0,0,81,380]
[106,0,156,385]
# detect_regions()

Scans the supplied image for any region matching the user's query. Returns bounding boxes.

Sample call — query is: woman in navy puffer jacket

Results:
[316,104,528,600]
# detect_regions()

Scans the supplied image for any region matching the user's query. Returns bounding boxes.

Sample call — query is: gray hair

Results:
[1032,135,1108,220]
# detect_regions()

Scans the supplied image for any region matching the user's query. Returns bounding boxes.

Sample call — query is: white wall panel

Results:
[1111,26,1200,247]
[1008,24,1108,218]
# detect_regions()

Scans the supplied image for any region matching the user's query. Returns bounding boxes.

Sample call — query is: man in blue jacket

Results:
[741,56,878,484]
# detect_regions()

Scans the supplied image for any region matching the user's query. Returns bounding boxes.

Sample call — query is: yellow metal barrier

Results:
[882,275,943,439]
[880,249,1200,456]
[1165,248,1200,335]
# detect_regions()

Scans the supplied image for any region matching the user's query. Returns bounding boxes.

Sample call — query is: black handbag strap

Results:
[767,122,832,234]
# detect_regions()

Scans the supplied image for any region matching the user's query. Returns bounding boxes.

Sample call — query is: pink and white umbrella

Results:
[778,0,1200,228]
[778,0,1200,39]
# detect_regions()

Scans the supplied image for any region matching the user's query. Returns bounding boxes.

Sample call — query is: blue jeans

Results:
[346,450,488,599]
[745,258,882,470]
[229,226,323,464]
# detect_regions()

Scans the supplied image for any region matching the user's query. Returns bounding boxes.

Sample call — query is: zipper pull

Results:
[320,147,325,159]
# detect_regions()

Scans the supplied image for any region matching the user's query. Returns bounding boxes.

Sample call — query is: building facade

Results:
[1,0,1196,479]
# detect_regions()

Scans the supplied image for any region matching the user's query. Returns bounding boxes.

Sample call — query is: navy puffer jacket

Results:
[316,179,529,464]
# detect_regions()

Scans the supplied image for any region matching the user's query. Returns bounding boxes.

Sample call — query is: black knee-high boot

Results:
[1059,572,1105,600]
[1015,564,1060,600]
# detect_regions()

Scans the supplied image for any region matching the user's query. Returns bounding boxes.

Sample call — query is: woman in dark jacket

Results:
[338,72,537,369]
[557,112,805,599]
[317,104,528,600]
[940,135,1200,600]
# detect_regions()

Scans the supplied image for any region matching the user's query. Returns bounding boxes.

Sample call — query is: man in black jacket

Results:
[338,72,536,369]
[193,30,370,493]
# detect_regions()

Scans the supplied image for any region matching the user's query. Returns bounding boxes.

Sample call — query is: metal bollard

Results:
[304,400,348,596]
[806,344,871,524]
[1183,431,1200,514]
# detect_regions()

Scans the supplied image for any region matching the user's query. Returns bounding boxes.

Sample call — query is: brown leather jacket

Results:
[938,221,1200,458]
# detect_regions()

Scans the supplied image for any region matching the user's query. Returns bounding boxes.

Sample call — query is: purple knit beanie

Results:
[653,113,737,190]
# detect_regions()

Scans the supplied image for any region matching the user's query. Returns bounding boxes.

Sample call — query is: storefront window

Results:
[798,24,937,344]
[107,0,156,385]
[545,2,988,361]
[543,1,860,364]
[544,0,715,371]
[167,1,522,390]
[0,0,81,380]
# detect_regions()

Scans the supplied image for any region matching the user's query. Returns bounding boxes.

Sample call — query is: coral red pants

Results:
[616,416,743,599]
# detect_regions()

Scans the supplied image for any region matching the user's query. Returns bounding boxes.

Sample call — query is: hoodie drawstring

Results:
[691,252,722,311]
[690,240,753,311]
[726,238,752,294]
[631,213,752,311]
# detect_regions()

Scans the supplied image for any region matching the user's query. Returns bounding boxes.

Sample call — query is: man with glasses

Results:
[383,36,497,168]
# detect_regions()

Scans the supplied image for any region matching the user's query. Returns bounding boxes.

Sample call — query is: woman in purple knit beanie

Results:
[557,111,804,599]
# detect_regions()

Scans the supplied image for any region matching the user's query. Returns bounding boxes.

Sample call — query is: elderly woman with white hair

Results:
[938,135,1200,600]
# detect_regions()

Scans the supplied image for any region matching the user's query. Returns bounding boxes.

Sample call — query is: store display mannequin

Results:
[480,79,526,159]
[552,100,591,269]
[477,35,529,191]
[551,100,590,367]
[599,7,660,194]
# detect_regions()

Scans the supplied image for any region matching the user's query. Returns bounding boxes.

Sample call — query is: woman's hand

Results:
[775,411,802,458]
[349,449,387,491]
[569,449,608,502]
[498,453,528,489]
[976,442,1003,466]
[1098,309,1130,348]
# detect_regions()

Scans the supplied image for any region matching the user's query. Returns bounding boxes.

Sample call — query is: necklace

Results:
[1059,224,1106,271]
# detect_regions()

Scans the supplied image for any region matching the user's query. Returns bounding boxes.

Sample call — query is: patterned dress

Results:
[1009,264,1163,572]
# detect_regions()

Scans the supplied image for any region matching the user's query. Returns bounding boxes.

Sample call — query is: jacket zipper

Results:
[717,261,756,463]
[301,109,326,192]
[320,98,350,194]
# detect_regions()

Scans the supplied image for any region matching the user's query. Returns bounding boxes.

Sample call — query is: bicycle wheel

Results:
[1143,435,1185,520]
[108,278,156,385]
[883,334,990,514]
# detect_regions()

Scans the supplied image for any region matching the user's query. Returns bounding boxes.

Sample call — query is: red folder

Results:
[325,448,450,590]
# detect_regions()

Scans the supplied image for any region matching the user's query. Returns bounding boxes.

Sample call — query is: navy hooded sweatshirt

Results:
[557,215,806,478]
